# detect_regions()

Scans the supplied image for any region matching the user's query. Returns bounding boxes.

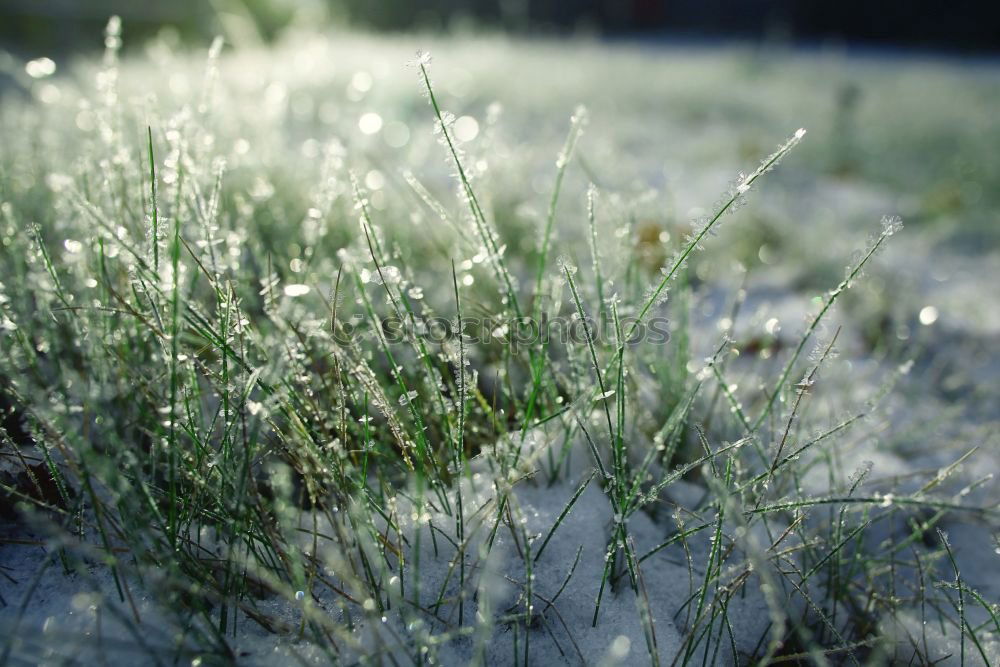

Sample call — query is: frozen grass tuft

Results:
[0,24,998,666]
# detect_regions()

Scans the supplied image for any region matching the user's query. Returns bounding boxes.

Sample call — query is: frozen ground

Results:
[1,29,999,665]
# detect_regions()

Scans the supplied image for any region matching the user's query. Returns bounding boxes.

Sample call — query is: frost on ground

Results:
[0,433,789,665]
[2,26,1000,666]
[2,424,997,665]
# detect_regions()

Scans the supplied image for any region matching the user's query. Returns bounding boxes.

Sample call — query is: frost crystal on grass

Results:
[434,111,456,134]
[557,254,577,275]
[414,49,432,67]
[881,214,903,236]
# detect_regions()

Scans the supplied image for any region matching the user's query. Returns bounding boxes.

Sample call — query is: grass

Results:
[1,20,998,666]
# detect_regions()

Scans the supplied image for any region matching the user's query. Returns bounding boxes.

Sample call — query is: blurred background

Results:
[2,0,999,57]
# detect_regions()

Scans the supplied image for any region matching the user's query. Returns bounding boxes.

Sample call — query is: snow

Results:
[3,411,998,664]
